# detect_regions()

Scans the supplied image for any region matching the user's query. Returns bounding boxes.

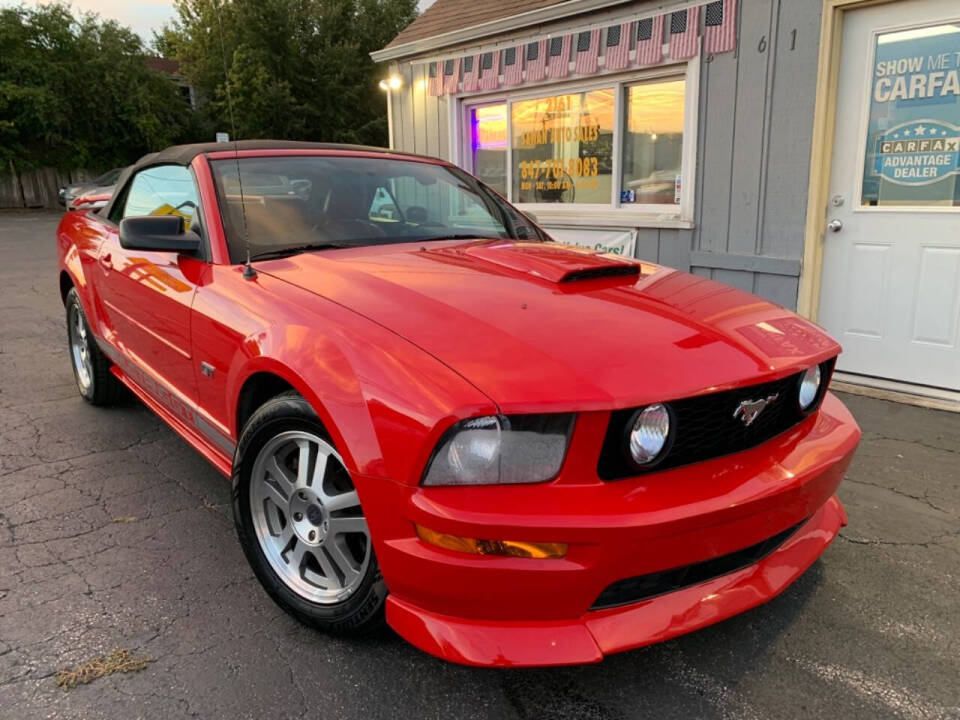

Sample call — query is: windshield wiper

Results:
[250,242,351,261]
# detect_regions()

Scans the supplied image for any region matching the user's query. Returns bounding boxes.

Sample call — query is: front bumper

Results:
[357,392,860,667]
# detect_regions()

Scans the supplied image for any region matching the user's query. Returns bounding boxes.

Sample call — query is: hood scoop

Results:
[558,265,641,283]
[461,242,641,284]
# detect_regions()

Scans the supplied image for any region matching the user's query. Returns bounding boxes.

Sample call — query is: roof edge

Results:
[370,0,654,62]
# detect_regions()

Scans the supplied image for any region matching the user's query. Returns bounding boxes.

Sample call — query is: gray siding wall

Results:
[689,0,820,309]
[390,62,452,161]
[386,0,821,310]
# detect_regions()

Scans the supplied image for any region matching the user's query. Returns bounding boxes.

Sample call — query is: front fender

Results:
[227,345,370,476]
[208,269,496,486]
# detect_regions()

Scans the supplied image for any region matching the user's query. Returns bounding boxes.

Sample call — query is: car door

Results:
[96,164,206,411]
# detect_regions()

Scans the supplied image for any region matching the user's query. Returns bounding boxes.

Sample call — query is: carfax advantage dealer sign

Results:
[862,22,960,207]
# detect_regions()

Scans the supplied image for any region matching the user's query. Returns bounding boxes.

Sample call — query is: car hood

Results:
[259,240,839,412]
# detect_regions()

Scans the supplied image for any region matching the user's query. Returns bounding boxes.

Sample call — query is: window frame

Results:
[108,163,210,260]
[120,164,202,225]
[454,57,699,228]
[464,101,510,198]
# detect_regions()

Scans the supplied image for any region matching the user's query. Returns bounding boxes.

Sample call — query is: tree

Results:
[0,3,201,171]
[155,0,417,147]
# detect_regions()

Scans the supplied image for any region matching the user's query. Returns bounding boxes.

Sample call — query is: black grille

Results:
[597,359,835,480]
[591,517,808,610]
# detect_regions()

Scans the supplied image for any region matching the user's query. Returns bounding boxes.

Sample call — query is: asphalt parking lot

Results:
[0,209,957,719]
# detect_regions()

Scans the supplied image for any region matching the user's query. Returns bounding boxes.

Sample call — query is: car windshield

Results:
[93,168,122,186]
[210,155,541,263]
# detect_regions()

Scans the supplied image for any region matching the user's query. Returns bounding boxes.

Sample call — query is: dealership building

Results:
[373,0,960,407]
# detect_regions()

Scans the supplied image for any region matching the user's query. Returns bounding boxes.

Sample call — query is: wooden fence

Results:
[0,166,94,209]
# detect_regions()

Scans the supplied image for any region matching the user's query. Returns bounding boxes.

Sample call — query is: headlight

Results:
[798,365,822,411]
[422,414,575,486]
[626,403,672,467]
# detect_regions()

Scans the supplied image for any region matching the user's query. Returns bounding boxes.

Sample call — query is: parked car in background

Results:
[55,141,860,667]
[71,191,111,211]
[625,169,680,205]
[59,167,124,210]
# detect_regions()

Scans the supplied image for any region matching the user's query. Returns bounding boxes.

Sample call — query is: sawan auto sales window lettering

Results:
[465,76,688,210]
[512,89,615,204]
[862,22,960,207]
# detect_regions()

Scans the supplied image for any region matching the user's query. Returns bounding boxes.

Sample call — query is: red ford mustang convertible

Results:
[56,141,860,667]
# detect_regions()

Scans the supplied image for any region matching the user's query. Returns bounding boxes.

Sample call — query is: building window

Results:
[463,69,693,219]
[512,88,615,204]
[622,79,685,205]
[468,104,507,196]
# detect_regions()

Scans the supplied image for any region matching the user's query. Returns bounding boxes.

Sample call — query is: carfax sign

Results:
[862,22,960,206]
[871,119,960,185]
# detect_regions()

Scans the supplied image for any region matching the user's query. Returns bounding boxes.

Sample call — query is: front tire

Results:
[65,288,122,406]
[232,391,386,635]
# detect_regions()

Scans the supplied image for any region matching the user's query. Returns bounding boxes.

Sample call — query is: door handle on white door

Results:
[827,219,843,233]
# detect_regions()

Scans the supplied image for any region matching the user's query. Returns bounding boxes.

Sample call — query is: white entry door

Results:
[818,0,960,392]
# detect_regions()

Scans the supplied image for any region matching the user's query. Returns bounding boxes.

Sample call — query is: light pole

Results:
[378,74,403,150]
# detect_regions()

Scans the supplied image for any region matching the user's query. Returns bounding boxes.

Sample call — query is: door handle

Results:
[826,219,843,233]
[99,252,112,270]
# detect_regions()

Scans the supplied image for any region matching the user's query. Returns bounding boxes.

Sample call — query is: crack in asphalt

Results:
[837,529,960,550]
[842,477,954,516]
[861,431,960,458]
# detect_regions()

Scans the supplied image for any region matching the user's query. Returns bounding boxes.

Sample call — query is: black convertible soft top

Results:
[102,140,424,221]
[134,139,400,168]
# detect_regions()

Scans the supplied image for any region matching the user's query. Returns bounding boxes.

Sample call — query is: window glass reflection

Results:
[621,79,685,205]
[469,104,508,196]
[511,89,615,204]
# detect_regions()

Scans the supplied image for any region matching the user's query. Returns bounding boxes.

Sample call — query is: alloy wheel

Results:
[249,430,370,604]
[69,304,93,394]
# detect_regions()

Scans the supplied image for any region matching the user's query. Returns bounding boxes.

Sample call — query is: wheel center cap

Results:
[306,504,324,527]
[290,489,328,544]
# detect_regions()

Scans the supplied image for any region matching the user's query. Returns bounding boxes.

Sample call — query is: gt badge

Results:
[733,394,779,426]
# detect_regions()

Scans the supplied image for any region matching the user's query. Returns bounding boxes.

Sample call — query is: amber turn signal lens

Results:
[415,525,567,559]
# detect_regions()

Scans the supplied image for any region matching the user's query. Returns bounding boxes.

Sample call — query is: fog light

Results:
[798,365,822,411]
[627,403,671,466]
[415,525,567,559]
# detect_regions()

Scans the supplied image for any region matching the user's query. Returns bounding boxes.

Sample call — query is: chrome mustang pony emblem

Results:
[733,394,779,427]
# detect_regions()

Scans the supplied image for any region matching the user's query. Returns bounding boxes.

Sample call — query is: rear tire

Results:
[232,391,386,635]
[65,288,123,406]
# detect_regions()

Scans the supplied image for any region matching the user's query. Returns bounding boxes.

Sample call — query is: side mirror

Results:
[119,215,201,253]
